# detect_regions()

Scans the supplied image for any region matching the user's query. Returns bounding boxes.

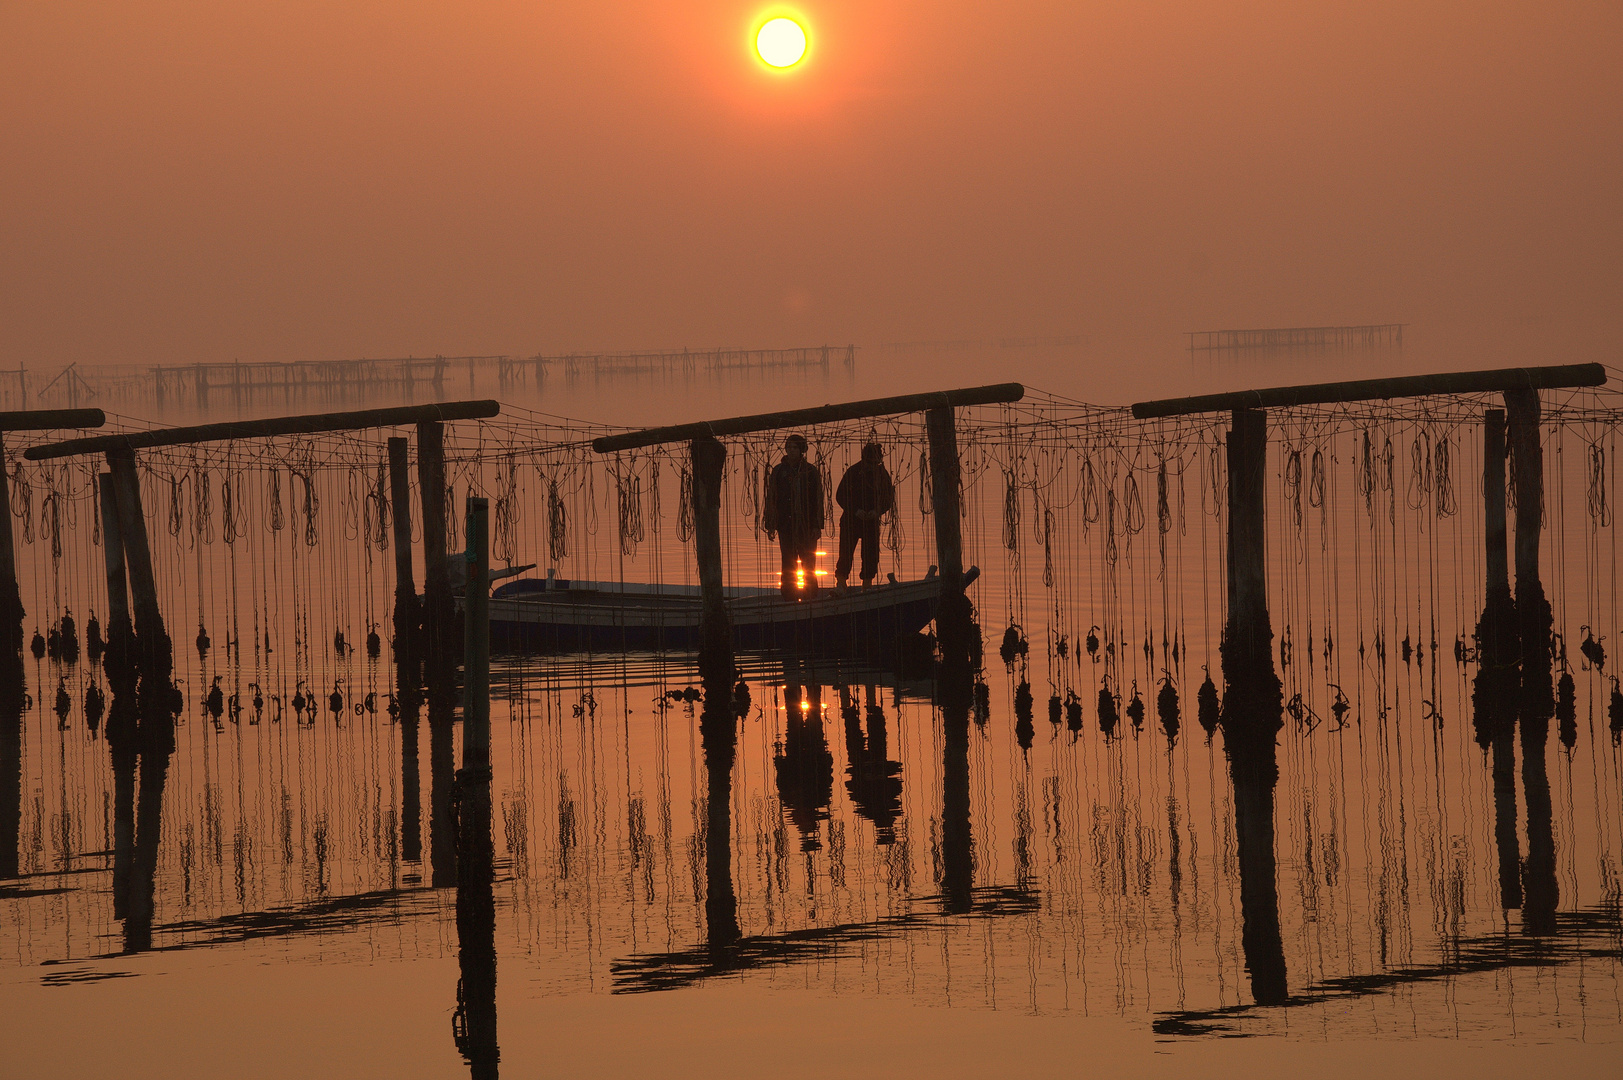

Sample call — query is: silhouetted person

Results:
[834,443,894,589]
[763,434,823,598]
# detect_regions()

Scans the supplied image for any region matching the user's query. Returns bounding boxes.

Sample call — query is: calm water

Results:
[3,370,1621,1077]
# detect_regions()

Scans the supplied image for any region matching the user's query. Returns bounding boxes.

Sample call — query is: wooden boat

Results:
[482,566,978,654]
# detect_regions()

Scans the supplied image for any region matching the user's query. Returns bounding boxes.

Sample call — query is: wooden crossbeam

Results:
[0,408,105,432]
[1131,363,1607,420]
[24,400,499,460]
[591,383,1025,452]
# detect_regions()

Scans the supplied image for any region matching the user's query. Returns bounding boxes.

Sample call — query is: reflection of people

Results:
[834,443,895,589]
[763,434,824,598]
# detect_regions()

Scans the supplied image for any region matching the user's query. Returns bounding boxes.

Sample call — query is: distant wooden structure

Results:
[544,345,855,382]
[1187,324,1406,354]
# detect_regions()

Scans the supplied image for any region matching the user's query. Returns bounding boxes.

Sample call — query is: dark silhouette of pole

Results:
[690,437,732,686]
[454,496,498,1079]
[418,421,455,701]
[702,687,740,948]
[388,437,420,693]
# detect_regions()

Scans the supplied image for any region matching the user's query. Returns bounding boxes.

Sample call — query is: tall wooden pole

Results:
[1504,388,1551,690]
[417,420,454,694]
[455,494,498,1078]
[387,437,418,688]
[690,437,732,687]
[924,407,964,592]
[925,405,979,674]
[0,434,21,656]
[97,473,137,705]
[1224,408,1271,669]
[1477,410,1517,667]
[106,447,173,742]
[461,496,491,786]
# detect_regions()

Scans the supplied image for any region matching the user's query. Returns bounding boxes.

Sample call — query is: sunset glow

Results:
[755,17,807,68]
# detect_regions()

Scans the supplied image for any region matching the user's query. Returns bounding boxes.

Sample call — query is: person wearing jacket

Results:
[762,433,825,598]
[834,442,895,589]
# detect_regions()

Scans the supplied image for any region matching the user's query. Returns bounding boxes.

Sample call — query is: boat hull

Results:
[485,577,948,655]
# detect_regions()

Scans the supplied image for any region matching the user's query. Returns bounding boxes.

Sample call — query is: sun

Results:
[756,17,807,68]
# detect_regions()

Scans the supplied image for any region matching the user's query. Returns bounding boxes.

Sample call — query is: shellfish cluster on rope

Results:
[6,384,1622,746]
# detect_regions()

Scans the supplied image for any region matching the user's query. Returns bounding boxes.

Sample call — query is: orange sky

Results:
[2,2,1619,397]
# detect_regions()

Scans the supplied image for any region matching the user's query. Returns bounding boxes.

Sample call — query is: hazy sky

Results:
[3,2,1619,398]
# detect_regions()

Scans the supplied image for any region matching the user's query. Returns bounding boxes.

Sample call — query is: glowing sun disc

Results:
[756,17,807,68]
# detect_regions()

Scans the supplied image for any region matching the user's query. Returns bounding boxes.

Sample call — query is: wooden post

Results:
[0,434,20,656]
[1477,410,1517,667]
[925,407,964,591]
[1225,408,1271,666]
[1484,410,1510,597]
[461,497,491,782]
[105,447,172,705]
[97,473,138,702]
[701,691,740,946]
[417,420,454,692]
[454,495,498,1078]
[690,437,732,686]
[1504,388,1551,682]
[387,437,418,687]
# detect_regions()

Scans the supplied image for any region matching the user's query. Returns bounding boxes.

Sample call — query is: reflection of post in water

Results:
[430,697,458,887]
[400,689,423,864]
[1474,408,1524,910]
[124,735,172,952]
[1519,687,1559,936]
[452,495,498,1079]
[1218,406,1287,1006]
[842,685,902,845]
[0,658,22,880]
[390,437,424,864]
[774,660,832,851]
[701,683,740,948]
[940,656,974,915]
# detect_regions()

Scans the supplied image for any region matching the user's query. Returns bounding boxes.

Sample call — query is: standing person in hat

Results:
[834,442,895,590]
[763,433,825,598]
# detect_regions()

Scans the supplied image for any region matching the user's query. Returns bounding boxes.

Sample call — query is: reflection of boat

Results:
[482,566,977,654]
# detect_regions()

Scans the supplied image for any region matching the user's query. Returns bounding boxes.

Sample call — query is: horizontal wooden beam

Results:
[1131,363,1607,420]
[592,383,1025,452]
[24,400,500,460]
[0,408,106,432]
